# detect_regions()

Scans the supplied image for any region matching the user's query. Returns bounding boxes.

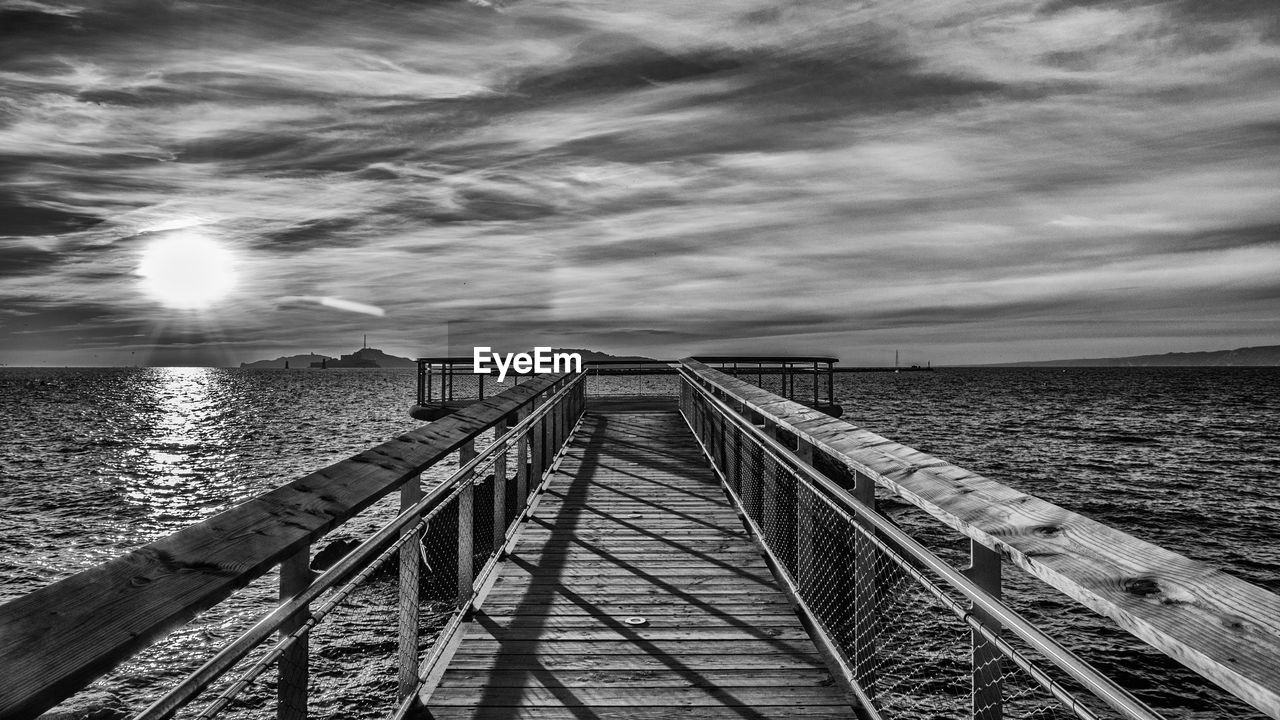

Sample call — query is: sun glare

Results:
[139,234,237,309]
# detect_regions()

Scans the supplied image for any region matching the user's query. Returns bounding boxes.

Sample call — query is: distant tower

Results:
[363,334,367,349]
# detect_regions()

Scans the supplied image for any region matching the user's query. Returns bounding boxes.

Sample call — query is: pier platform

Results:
[420,411,855,719]
[6,361,1280,720]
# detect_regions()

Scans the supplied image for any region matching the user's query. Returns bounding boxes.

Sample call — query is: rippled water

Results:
[0,368,426,598]
[827,368,1280,595]
[2,367,1278,718]
[827,368,1280,720]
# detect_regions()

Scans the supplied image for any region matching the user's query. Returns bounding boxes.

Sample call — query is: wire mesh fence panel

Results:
[585,368,679,398]
[680,380,1147,720]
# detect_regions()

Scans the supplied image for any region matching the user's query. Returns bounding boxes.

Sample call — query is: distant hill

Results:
[240,353,332,369]
[992,344,1280,367]
[240,348,416,368]
[554,348,660,362]
[239,348,646,369]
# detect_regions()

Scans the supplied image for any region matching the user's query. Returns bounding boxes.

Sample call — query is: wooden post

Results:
[795,441,815,598]
[397,474,422,700]
[516,406,530,510]
[550,387,561,458]
[277,546,311,720]
[457,441,476,601]
[417,362,426,406]
[530,395,545,487]
[966,541,1003,720]
[852,470,879,699]
[827,362,834,406]
[492,417,507,551]
[479,373,485,400]
[812,361,819,406]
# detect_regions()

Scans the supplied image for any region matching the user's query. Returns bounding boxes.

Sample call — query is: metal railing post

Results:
[967,541,1004,720]
[456,440,476,600]
[277,546,311,720]
[396,474,422,700]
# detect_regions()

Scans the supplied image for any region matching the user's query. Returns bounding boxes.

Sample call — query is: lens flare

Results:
[139,234,237,309]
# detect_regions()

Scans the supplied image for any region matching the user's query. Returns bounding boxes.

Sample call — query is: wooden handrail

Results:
[679,358,1280,720]
[0,373,567,720]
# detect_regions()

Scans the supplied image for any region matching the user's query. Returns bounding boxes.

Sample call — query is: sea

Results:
[1,366,1278,719]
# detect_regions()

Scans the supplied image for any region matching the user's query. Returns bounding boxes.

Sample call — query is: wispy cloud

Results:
[277,295,386,317]
[1,0,1278,365]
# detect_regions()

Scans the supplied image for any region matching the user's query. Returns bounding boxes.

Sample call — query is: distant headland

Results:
[239,347,415,369]
[983,344,1280,367]
[239,347,655,369]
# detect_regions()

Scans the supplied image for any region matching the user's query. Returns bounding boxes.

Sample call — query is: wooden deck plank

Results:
[422,411,856,718]
[428,707,852,719]
[436,668,838,688]
[445,653,830,671]
[429,686,851,707]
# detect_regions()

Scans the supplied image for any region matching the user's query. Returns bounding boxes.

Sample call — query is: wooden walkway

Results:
[422,411,855,719]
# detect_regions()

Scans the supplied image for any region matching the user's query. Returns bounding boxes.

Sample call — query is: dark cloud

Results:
[1157,223,1280,255]
[0,300,131,340]
[1037,0,1280,38]
[454,188,559,221]
[259,217,364,250]
[0,245,59,277]
[567,237,704,265]
[0,193,103,237]
[0,9,84,63]
[514,42,744,97]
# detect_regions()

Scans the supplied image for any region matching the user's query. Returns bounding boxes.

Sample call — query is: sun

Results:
[139,234,237,309]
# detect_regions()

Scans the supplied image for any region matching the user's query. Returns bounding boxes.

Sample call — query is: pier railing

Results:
[414,355,839,415]
[0,371,586,720]
[677,358,1280,720]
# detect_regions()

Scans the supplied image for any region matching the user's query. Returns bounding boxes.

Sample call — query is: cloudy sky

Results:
[2,0,1278,366]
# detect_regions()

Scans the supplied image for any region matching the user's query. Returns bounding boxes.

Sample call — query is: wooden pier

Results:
[421,411,853,718]
[3,359,1280,720]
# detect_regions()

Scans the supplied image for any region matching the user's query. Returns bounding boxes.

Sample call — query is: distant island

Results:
[239,347,415,369]
[239,347,655,369]
[987,344,1280,367]
[552,349,659,363]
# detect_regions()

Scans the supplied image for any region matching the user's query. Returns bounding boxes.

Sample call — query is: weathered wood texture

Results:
[681,358,1280,719]
[0,374,567,720]
[423,412,857,719]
